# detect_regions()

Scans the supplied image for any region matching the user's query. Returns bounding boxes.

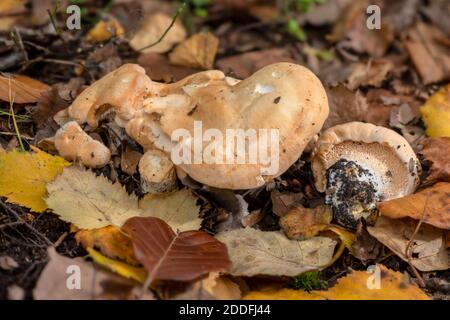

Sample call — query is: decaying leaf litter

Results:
[0,0,449,300]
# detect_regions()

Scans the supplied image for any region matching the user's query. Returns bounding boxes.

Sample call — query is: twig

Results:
[137,2,187,52]
[12,27,28,63]
[8,77,25,152]
[0,200,53,246]
[404,193,430,288]
[0,221,24,229]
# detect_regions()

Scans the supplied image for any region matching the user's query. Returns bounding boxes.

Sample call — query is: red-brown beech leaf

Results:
[122,217,231,283]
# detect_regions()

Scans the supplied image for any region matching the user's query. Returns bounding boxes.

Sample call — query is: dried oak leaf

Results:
[138,188,202,232]
[244,264,429,300]
[346,59,394,90]
[0,147,69,212]
[404,22,450,85]
[122,216,231,283]
[169,32,219,70]
[76,225,139,266]
[0,74,50,104]
[420,138,450,183]
[46,166,142,229]
[34,248,153,300]
[377,182,450,230]
[216,228,337,277]
[420,83,450,137]
[368,216,449,271]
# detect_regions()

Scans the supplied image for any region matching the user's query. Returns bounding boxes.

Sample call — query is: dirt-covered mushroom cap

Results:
[311,122,421,227]
[54,121,111,168]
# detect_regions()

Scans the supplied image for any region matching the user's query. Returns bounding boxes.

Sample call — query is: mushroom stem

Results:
[139,149,177,194]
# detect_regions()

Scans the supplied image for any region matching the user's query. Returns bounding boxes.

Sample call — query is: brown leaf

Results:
[120,146,142,176]
[404,22,450,84]
[351,221,382,261]
[122,217,231,283]
[270,190,304,217]
[377,182,450,230]
[346,60,394,90]
[279,205,332,240]
[137,52,199,82]
[169,32,219,70]
[172,273,241,300]
[33,87,70,129]
[0,74,50,104]
[328,0,394,58]
[324,84,367,129]
[368,216,449,271]
[216,48,294,79]
[420,138,450,184]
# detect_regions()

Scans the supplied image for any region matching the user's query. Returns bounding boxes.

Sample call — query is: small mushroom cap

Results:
[67,64,154,127]
[311,122,421,200]
[54,121,111,168]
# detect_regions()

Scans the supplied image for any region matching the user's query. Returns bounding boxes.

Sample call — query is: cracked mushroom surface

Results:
[60,62,329,189]
[311,122,422,228]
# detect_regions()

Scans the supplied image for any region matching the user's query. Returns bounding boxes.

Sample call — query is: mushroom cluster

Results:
[53,63,329,190]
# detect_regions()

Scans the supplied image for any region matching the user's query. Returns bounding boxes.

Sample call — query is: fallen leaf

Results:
[404,22,450,84]
[244,264,429,300]
[86,18,125,43]
[46,167,141,229]
[279,205,332,240]
[241,210,264,228]
[377,182,450,230]
[122,216,231,283]
[368,216,449,271]
[323,84,367,129]
[33,87,70,129]
[0,74,50,104]
[129,12,187,53]
[139,188,202,232]
[120,146,142,176]
[420,84,450,137]
[87,43,123,77]
[346,60,393,90]
[422,0,450,36]
[351,221,382,261]
[216,228,337,277]
[137,52,199,82]
[173,272,241,300]
[34,247,152,300]
[87,247,147,284]
[0,147,69,212]
[0,0,26,31]
[76,226,139,266]
[420,138,450,183]
[217,48,294,79]
[169,32,219,70]
[270,190,304,217]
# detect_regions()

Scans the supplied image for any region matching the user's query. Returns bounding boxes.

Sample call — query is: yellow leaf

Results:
[0,0,26,31]
[45,167,142,229]
[139,188,201,232]
[0,147,69,212]
[244,265,429,300]
[420,84,450,137]
[87,248,147,284]
[86,18,125,43]
[76,226,139,266]
[0,74,50,104]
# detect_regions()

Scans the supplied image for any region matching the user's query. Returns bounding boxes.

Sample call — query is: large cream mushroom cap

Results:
[311,122,421,200]
[137,62,329,189]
